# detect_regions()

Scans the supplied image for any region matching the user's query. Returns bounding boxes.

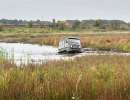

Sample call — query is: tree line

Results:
[0,19,130,31]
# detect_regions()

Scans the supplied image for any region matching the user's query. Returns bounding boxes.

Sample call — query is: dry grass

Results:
[0,28,130,100]
[33,34,130,52]
[0,31,130,51]
[80,34,130,51]
[0,55,130,100]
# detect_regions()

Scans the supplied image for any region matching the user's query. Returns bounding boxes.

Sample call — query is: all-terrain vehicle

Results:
[58,37,82,53]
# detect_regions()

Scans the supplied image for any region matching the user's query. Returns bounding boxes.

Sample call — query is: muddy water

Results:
[0,42,130,65]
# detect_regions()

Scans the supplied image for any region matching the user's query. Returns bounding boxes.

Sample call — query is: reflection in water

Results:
[0,42,130,65]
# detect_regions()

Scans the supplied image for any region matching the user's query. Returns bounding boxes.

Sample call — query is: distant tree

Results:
[72,21,80,30]
[36,19,40,23]
[57,21,66,30]
[0,25,3,31]
[52,19,56,28]
[110,22,120,30]
[28,21,33,28]
[94,20,101,27]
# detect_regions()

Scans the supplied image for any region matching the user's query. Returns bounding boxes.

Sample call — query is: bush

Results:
[0,26,3,31]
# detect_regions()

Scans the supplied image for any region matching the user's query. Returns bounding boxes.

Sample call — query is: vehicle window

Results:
[68,39,80,44]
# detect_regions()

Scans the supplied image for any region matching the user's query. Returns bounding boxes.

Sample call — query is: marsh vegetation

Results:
[0,56,130,100]
[0,24,130,100]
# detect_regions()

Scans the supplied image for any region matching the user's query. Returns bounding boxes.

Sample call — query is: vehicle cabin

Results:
[58,37,82,53]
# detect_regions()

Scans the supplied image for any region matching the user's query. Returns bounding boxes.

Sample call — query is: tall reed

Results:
[0,55,130,100]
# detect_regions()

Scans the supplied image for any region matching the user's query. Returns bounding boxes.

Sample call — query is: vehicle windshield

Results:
[68,39,80,44]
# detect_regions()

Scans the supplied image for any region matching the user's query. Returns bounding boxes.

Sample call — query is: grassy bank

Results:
[0,56,130,100]
[0,29,130,52]
[0,26,130,52]
[0,33,130,52]
[16,34,130,52]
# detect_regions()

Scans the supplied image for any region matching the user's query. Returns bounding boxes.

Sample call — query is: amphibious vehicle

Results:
[58,37,82,53]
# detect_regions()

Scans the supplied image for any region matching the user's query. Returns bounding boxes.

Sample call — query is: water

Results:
[0,42,130,65]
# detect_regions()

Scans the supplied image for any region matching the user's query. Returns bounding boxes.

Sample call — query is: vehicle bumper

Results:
[66,48,82,53]
[58,47,82,53]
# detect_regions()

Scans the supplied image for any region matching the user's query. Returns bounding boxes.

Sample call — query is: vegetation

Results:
[0,19,130,31]
[0,19,130,100]
[0,25,3,31]
[0,31,130,52]
[27,21,33,28]
[38,34,130,52]
[0,56,129,100]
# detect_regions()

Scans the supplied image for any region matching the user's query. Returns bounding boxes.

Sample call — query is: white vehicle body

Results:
[58,37,82,53]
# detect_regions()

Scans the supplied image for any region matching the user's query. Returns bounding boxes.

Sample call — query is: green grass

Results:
[0,27,54,35]
[0,56,130,100]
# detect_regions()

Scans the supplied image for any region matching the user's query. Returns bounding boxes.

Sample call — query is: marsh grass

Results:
[0,30,130,99]
[32,34,130,52]
[0,56,130,100]
[0,30,130,52]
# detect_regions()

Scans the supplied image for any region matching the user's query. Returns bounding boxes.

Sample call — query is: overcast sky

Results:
[0,0,130,22]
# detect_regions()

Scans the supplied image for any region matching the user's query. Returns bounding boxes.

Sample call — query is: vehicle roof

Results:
[62,37,80,40]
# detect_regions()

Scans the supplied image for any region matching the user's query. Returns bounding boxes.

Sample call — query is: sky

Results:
[0,0,130,22]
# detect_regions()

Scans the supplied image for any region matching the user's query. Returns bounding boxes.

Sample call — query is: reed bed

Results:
[30,34,130,52]
[1,33,130,52]
[0,55,130,100]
